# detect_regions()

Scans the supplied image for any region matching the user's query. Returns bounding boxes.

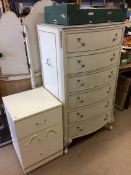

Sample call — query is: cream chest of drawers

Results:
[37,23,125,151]
[2,87,63,174]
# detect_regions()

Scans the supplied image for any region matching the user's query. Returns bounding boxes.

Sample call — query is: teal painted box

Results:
[45,3,127,25]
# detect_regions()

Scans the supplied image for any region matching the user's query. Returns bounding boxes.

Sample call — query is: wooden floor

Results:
[0,108,131,175]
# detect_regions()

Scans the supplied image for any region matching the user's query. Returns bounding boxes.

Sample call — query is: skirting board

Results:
[23,150,63,174]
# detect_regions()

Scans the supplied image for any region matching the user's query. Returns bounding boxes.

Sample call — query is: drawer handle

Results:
[25,134,38,147]
[77,60,85,68]
[77,80,84,87]
[35,120,46,126]
[77,113,84,118]
[108,71,113,78]
[110,53,115,61]
[45,58,53,68]
[77,97,84,103]
[77,38,86,47]
[105,101,110,108]
[112,33,118,42]
[104,117,108,121]
[77,126,83,132]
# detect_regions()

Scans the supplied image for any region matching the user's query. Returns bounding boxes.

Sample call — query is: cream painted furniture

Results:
[37,23,125,152]
[2,87,63,174]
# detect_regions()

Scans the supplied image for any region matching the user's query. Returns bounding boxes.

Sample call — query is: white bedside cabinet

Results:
[2,87,63,174]
[37,23,125,152]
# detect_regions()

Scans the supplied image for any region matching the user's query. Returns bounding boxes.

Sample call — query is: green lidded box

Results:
[45,3,127,25]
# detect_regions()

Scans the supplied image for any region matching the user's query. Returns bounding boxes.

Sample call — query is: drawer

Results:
[68,66,118,93]
[19,123,63,168]
[69,110,112,138]
[67,48,120,75]
[68,82,115,109]
[68,96,113,124]
[15,106,62,139]
[66,28,123,53]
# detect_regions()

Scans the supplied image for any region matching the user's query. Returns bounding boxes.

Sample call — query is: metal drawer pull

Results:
[76,126,83,132]
[107,87,111,94]
[77,80,84,87]
[104,117,108,121]
[77,38,86,47]
[25,134,38,147]
[108,71,113,78]
[105,101,110,108]
[76,113,84,118]
[77,60,85,68]
[80,115,84,118]
[45,58,53,68]
[110,53,115,61]
[112,33,118,42]
[35,120,46,126]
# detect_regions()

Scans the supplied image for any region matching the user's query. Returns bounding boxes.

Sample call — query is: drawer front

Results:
[68,96,113,124]
[68,82,115,109]
[66,28,122,53]
[67,48,120,75]
[15,107,62,139]
[68,66,118,93]
[19,123,63,168]
[69,110,112,138]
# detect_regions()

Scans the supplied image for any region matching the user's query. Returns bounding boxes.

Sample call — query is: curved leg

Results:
[105,122,113,130]
[64,147,68,154]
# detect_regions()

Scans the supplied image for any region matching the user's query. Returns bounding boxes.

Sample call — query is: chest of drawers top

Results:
[2,87,62,122]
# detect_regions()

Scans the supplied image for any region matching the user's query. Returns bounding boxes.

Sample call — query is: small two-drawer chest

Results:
[37,23,125,152]
[2,87,63,174]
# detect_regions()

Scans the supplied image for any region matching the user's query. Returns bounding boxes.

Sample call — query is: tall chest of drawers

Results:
[37,23,125,151]
[2,88,63,174]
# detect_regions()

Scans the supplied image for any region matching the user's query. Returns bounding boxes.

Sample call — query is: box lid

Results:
[2,87,62,122]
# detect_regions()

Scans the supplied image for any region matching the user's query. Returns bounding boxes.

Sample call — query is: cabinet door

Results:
[39,31,59,97]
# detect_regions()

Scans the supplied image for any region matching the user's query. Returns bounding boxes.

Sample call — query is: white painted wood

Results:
[15,107,62,139]
[66,27,123,53]
[38,30,59,97]
[24,151,63,174]
[0,11,29,75]
[2,87,63,173]
[68,96,113,124]
[37,23,125,146]
[22,0,52,87]
[2,87,62,122]
[68,66,118,94]
[68,81,115,109]
[19,123,63,168]
[67,48,120,75]
[69,110,112,138]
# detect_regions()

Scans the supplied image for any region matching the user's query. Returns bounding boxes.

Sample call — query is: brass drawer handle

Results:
[105,101,110,108]
[77,80,84,87]
[108,71,113,78]
[76,126,83,132]
[110,53,115,61]
[77,60,85,68]
[35,120,46,126]
[76,113,84,118]
[112,33,118,42]
[77,38,86,47]
[77,97,84,104]
[104,117,108,121]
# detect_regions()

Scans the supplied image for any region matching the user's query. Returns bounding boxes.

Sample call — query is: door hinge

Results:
[60,31,62,48]
[23,32,26,38]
